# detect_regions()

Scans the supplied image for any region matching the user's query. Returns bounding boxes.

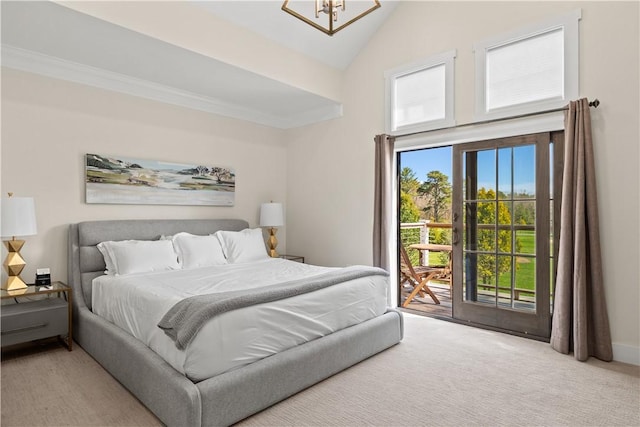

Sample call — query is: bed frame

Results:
[68,219,403,426]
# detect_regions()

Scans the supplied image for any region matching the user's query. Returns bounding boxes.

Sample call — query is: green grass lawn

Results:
[517,230,535,254]
[497,230,535,292]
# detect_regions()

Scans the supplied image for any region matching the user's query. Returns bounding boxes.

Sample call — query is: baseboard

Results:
[613,342,640,365]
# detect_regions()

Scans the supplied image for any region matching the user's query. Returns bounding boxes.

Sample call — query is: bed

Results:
[68,219,403,426]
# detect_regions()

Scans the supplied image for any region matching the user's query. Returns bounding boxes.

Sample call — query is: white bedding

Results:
[92,258,389,381]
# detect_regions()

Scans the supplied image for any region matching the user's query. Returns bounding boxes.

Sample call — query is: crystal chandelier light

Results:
[282,0,381,36]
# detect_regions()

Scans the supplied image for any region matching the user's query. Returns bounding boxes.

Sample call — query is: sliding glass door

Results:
[451,132,561,338]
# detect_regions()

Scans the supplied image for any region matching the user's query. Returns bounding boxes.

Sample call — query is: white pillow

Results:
[215,228,269,263]
[96,239,180,276]
[97,242,118,275]
[171,232,227,269]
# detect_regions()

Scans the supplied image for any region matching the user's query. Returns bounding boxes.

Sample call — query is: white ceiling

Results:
[194,1,398,70]
[1,1,398,129]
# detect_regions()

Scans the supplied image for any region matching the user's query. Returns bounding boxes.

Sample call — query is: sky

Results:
[399,145,537,195]
[400,146,452,182]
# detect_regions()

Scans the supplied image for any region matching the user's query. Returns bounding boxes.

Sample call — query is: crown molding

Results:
[281,103,344,128]
[1,45,342,129]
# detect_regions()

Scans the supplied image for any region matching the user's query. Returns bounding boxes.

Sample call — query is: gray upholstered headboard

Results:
[68,219,250,311]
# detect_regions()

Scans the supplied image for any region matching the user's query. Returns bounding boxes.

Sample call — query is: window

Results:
[474,9,581,121]
[385,50,456,135]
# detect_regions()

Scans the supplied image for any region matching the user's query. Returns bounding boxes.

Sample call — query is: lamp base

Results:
[267,227,279,258]
[3,275,28,291]
[3,239,29,291]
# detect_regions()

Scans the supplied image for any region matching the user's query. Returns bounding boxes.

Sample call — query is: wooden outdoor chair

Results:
[399,243,446,306]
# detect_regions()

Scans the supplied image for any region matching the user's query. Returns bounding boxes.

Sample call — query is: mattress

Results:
[92,258,389,381]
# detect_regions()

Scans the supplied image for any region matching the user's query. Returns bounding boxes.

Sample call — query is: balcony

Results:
[400,221,538,318]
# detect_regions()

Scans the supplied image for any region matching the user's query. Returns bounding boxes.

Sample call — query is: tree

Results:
[208,167,227,182]
[418,170,452,222]
[476,188,513,285]
[399,167,421,223]
[399,167,422,260]
[400,167,420,197]
[400,191,421,223]
[513,199,535,225]
[195,166,210,176]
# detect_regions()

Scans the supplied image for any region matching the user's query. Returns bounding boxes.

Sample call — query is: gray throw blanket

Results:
[158,265,388,350]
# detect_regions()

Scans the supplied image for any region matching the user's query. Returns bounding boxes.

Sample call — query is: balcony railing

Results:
[400,221,536,303]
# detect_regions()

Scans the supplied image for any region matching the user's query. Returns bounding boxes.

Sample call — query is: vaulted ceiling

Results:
[1,1,398,128]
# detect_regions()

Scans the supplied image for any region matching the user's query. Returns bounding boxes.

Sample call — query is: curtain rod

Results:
[395,99,601,139]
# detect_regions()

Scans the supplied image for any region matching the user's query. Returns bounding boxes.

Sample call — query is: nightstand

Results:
[1,281,72,351]
[279,254,305,263]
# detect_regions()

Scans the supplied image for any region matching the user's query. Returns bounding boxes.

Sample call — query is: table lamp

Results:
[1,193,37,290]
[260,202,284,258]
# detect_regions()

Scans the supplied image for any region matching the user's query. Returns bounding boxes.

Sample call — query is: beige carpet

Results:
[2,314,639,426]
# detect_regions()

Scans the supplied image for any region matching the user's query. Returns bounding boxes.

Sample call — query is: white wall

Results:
[286,1,640,363]
[1,68,288,284]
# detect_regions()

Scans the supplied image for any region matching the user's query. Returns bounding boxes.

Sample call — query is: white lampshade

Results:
[1,196,37,238]
[260,202,284,227]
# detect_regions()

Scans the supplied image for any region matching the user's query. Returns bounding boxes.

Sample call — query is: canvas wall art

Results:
[85,154,235,206]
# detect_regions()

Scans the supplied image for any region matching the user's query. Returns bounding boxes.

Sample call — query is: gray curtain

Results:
[550,98,613,362]
[373,134,395,271]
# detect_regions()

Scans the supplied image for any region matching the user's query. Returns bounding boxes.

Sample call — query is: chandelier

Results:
[282,1,381,36]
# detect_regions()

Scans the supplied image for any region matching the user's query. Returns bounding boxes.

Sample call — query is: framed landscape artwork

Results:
[85,154,235,206]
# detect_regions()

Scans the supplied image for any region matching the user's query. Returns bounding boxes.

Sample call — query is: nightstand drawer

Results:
[1,298,68,347]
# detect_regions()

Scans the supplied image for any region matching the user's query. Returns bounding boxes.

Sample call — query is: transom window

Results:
[474,9,581,121]
[385,50,456,135]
